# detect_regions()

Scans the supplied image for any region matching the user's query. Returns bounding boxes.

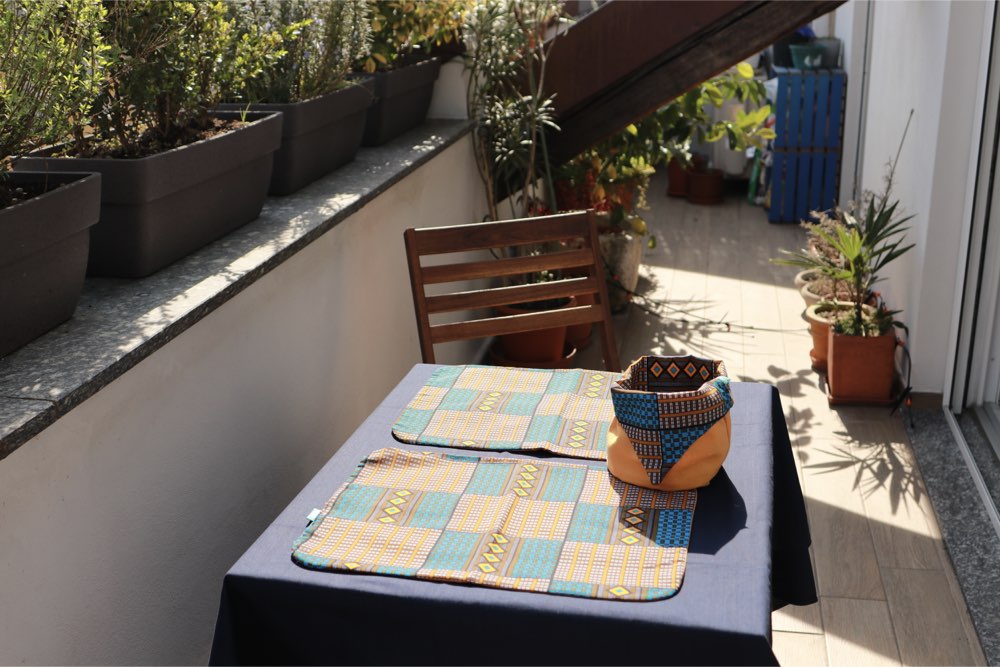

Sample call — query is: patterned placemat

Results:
[292,448,697,601]
[392,365,618,460]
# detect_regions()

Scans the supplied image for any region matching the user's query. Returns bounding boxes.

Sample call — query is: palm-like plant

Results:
[778,195,913,336]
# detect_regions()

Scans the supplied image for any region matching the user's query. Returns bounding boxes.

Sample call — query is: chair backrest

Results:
[403,210,621,372]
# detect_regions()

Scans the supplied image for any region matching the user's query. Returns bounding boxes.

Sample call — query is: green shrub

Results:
[361,0,467,73]
[554,63,774,234]
[0,0,107,169]
[232,0,372,104]
[465,0,564,221]
[82,0,284,157]
[658,63,774,164]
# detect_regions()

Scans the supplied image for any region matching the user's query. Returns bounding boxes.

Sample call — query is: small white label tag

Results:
[306,508,322,523]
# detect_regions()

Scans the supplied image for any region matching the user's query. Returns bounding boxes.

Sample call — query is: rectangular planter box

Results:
[220,82,374,196]
[17,111,282,278]
[827,329,897,404]
[362,57,441,147]
[0,171,101,357]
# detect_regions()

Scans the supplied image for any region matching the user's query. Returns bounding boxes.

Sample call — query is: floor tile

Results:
[881,568,978,666]
[773,630,829,666]
[821,596,902,667]
[599,179,983,664]
[773,600,824,635]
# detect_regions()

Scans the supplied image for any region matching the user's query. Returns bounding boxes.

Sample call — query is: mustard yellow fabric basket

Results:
[608,355,733,491]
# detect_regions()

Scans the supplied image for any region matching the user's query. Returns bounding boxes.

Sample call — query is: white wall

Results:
[852,0,990,393]
[427,57,470,120]
[835,0,870,206]
[0,136,485,665]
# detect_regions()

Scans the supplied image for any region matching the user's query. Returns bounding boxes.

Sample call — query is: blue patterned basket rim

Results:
[610,355,729,398]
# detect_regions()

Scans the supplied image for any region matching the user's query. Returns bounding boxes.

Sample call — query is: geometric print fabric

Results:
[611,356,734,485]
[293,448,697,601]
[392,365,617,460]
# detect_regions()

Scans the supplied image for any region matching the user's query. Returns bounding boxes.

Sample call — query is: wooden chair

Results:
[403,210,621,372]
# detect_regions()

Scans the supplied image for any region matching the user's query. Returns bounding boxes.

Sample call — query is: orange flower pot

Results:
[495,296,576,364]
[827,330,897,404]
[804,302,852,372]
[666,158,689,197]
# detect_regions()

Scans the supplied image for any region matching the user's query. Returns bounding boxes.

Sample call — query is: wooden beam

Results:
[546,0,747,118]
[546,0,845,165]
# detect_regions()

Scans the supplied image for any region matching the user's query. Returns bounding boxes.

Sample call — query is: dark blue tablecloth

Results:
[210,364,815,666]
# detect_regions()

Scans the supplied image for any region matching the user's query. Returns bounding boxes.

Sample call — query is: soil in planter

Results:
[0,179,49,208]
[56,117,245,159]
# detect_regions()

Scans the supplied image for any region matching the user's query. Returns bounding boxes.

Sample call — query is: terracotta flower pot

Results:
[495,296,576,364]
[804,302,873,373]
[804,302,846,372]
[827,329,897,404]
[800,281,822,307]
[599,230,644,313]
[666,158,689,197]
[566,291,595,349]
[687,168,724,205]
[794,269,819,292]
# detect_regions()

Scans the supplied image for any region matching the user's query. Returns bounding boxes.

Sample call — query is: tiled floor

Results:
[579,174,987,666]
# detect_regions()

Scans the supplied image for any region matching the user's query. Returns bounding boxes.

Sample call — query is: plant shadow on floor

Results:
[805,423,926,516]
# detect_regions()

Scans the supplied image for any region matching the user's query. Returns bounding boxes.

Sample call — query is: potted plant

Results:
[824,196,913,404]
[0,0,104,357]
[222,0,374,195]
[357,0,465,146]
[17,0,284,278]
[554,137,654,314]
[465,0,575,365]
[777,161,914,403]
[658,63,773,201]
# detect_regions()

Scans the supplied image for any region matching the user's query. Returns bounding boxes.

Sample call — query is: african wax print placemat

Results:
[292,448,697,601]
[392,365,617,460]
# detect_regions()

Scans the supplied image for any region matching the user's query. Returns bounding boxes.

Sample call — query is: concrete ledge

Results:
[0,120,471,461]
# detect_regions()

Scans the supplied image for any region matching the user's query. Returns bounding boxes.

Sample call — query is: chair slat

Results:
[410,212,593,254]
[421,248,594,285]
[429,304,605,343]
[404,210,621,371]
[425,276,599,314]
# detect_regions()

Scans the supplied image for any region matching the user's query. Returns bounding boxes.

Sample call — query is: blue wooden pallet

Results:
[769,151,841,224]
[769,67,846,223]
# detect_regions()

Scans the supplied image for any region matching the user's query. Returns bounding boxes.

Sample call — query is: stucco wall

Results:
[0,136,485,665]
[853,0,990,393]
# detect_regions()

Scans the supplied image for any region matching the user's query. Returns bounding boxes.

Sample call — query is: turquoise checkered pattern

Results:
[293,448,698,602]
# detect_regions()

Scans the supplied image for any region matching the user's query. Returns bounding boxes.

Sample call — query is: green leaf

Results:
[736,62,754,79]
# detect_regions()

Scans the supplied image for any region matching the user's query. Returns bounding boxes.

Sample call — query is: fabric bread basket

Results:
[608,355,733,491]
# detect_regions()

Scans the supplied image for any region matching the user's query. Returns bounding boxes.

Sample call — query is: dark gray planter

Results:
[0,171,100,357]
[17,111,282,278]
[362,57,441,147]
[220,82,374,195]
